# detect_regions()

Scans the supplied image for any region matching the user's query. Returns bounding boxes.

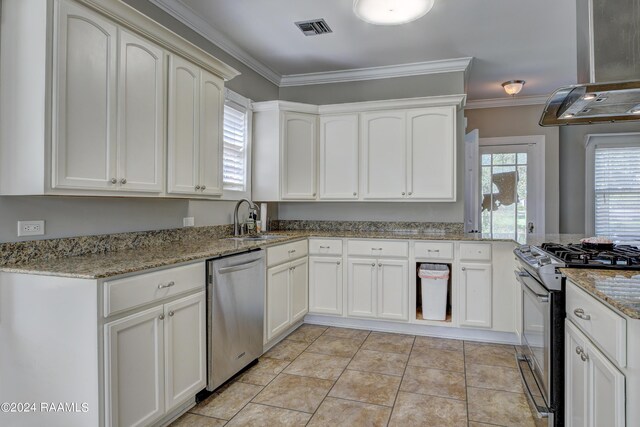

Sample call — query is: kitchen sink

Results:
[226,234,287,242]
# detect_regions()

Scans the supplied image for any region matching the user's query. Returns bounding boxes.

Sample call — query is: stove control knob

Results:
[519,245,531,253]
[539,256,552,266]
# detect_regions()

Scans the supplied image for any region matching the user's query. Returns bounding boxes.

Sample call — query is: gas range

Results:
[514,242,640,291]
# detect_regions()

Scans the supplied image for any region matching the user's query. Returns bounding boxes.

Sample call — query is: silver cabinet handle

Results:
[461,267,466,271]
[195,185,201,190]
[159,314,165,320]
[401,192,406,195]
[408,192,412,195]
[313,192,316,197]
[427,249,440,253]
[337,261,341,265]
[110,178,117,184]
[158,281,175,289]
[168,311,174,317]
[378,263,382,267]
[371,248,383,251]
[120,178,127,184]
[371,263,375,267]
[288,249,296,254]
[201,185,206,190]
[574,308,591,320]
[319,246,329,249]
[576,346,589,362]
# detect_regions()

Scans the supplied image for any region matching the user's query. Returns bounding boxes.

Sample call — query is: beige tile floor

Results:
[171,324,536,427]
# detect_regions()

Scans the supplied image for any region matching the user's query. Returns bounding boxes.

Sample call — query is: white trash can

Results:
[418,264,450,320]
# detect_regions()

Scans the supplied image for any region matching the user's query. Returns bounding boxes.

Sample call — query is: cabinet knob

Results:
[110,178,117,184]
[313,193,316,196]
[573,308,591,320]
[195,185,201,190]
[576,346,588,362]
[120,178,127,185]
[353,192,357,196]
[201,185,206,190]
[378,263,382,267]
[168,311,174,317]
[337,261,341,265]
[402,192,406,196]
[408,192,412,195]
[371,263,375,267]
[461,267,466,271]
[159,314,165,320]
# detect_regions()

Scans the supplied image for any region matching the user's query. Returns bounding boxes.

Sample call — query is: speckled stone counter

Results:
[562,269,640,319]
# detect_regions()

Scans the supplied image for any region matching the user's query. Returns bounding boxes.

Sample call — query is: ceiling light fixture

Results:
[353,0,435,25]
[502,80,526,96]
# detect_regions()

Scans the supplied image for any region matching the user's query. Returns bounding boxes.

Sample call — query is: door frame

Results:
[474,135,546,237]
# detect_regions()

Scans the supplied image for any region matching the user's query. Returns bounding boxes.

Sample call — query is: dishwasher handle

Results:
[217,259,262,275]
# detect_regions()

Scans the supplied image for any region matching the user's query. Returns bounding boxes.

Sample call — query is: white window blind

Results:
[223,103,247,192]
[594,145,640,239]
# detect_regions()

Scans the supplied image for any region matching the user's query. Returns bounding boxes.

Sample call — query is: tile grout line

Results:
[464,340,471,427]
[386,334,416,426]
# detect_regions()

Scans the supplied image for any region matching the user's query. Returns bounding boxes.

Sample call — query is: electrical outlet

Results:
[183,217,195,227]
[17,220,45,237]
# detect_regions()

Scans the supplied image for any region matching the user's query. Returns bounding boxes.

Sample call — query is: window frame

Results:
[585,132,640,238]
[221,88,252,201]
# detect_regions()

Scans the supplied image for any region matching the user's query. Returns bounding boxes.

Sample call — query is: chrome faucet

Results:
[233,198,258,236]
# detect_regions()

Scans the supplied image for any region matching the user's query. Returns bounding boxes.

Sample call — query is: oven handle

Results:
[514,269,550,303]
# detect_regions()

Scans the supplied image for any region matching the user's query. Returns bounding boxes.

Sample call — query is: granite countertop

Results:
[0,227,583,280]
[562,269,640,319]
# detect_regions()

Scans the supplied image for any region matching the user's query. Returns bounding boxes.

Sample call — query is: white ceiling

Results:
[158,0,578,100]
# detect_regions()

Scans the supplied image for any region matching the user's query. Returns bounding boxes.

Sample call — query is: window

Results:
[587,134,640,240]
[222,89,251,198]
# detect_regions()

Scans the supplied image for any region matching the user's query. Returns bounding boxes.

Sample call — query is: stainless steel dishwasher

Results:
[206,250,265,391]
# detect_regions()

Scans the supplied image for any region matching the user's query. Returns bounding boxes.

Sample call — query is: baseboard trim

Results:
[304,314,521,345]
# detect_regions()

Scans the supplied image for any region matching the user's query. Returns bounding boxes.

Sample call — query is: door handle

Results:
[218,259,261,274]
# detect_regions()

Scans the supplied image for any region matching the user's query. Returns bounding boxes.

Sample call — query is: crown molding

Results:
[252,101,319,114]
[150,0,281,86]
[279,57,473,87]
[465,95,549,109]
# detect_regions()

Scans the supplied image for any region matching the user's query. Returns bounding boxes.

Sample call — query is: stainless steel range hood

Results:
[539,0,640,126]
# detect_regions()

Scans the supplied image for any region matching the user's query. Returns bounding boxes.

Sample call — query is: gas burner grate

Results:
[540,243,640,268]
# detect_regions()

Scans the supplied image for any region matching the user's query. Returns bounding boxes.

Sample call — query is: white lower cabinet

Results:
[309,256,343,315]
[105,291,206,427]
[565,319,625,427]
[458,263,492,328]
[347,258,408,321]
[265,257,309,342]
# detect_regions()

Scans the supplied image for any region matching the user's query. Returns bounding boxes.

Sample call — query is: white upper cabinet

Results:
[0,0,239,197]
[117,29,164,193]
[406,106,456,201]
[360,111,406,199]
[168,56,224,197]
[199,70,224,196]
[281,112,318,200]
[53,0,118,190]
[319,114,359,199]
[168,56,200,195]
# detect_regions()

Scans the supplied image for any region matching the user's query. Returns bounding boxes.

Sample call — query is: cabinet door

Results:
[406,107,456,200]
[53,0,117,190]
[199,70,224,196]
[117,29,164,193]
[266,263,291,341]
[164,292,206,413]
[281,112,317,199]
[309,256,343,315]
[105,306,165,427]
[319,114,359,199]
[168,55,200,195]
[459,263,492,328]
[377,259,409,321]
[347,258,377,318]
[589,340,625,427]
[360,111,406,199]
[566,320,589,427]
[290,257,309,322]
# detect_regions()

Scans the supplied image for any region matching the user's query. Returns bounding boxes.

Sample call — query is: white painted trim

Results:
[251,100,319,114]
[584,132,640,236]
[303,315,520,345]
[465,95,549,110]
[149,0,281,85]
[279,57,474,87]
[478,136,546,237]
[224,88,251,110]
[318,94,466,114]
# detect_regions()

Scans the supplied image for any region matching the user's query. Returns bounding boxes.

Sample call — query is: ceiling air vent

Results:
[295,19,332,36]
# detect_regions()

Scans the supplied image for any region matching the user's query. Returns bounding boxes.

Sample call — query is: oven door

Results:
[515,268,552,422]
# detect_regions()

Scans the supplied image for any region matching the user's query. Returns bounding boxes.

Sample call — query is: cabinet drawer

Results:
[347,240,408,258]
[414,242,454,260]
[459,243,492,261]
[309,239,343,256]
[567,281,627,367]
[104,262,205,317]
[267,240,308,267]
